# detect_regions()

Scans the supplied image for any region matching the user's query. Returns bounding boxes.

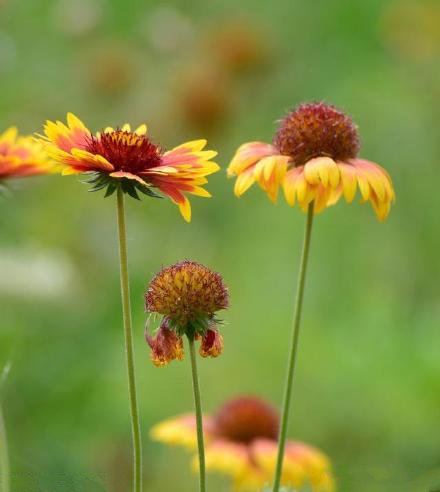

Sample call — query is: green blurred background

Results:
[0,0,439,491]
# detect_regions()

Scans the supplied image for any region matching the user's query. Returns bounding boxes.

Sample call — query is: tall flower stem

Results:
[0,400,10,492]
[188,336,206,492]
[116,188,142,492]
[272,202,315,492]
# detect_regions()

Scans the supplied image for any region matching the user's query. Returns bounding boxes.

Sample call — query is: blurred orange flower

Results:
[40,113,219,221]
[151,395,335,491]
[0,127,53,182]
[228,102,395,221]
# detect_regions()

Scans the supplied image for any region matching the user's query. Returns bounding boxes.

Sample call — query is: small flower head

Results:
[274,102,360,167]
[151,395,335,491]
[0,127,53,185]
[228,101,394,221]
[146,260,229,332]
[145,320,184,367]
[145,261,228,365]
[39,113,219,221]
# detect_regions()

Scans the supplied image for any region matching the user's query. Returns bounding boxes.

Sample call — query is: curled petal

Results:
[227,141,277,177]
[282,157,394,221]
[254,155,290,202]
[304,157,340,188]
[345,159,395,221]
[228,141,291,201]
[199,328,224,358]
[109,170,147,185]
[145,322,184,367]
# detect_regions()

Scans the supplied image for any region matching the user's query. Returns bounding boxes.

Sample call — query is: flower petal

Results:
[150,414,214,450]
[110,170,147,185]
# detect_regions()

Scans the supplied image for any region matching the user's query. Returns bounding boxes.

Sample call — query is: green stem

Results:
[272,202,315,492]
[116,188,142,492]
[188,337,206,492]
[0,400,10,492]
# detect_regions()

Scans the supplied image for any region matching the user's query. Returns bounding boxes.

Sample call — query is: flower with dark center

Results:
[145,260,228,365]
[227,101,394,221]
[0,127,53,186]
[39,113,219,221]
[151,395,335,491]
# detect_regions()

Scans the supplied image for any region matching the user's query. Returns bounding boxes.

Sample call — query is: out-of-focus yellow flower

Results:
[228,102,395,221]
[39,113,219,221]
[151,395,335,491]
[381,0,440,62]
[0,127,53,182]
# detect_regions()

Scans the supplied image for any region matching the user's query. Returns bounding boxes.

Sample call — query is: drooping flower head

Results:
[0,127,53,186]
[145,319,184,367]
[151,395,335,491]
[39,113,219,221]
[228,101,395,221]
[145,260,229,365]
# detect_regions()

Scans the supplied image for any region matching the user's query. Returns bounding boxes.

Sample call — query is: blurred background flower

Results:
[151,395,334,491]
[0,1,439,492]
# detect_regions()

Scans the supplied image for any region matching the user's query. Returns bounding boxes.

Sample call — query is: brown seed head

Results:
[273,102,360,167]
[213,396,279,444]
[146,260,229,329]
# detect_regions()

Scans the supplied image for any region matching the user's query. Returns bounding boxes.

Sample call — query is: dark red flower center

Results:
[86,130,162,174]
[273,102,360,167]
[213,396,279,444]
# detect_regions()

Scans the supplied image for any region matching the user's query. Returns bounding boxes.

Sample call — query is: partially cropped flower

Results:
[145,260,228,365]
[151,395,335,491]
[228,101,395,221]
[39,113,219,221]
[0,127,53,183]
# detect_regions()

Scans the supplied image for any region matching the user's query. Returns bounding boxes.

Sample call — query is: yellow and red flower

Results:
[228,102,395,221]
[39,113,219,221]
[151,395,335,491]
[0,127,53,182]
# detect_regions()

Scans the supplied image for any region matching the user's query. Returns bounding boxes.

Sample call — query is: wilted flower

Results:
[145,260,228,365]
[0,127,53,183]
[39,113,219,221]
[145,319,184,367]
[151,395,335,491]
[199,326,223,358]
[228,101,395,221]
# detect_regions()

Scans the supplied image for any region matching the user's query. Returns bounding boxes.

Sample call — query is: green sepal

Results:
[167,315,213,339]
[80,171,164,201]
